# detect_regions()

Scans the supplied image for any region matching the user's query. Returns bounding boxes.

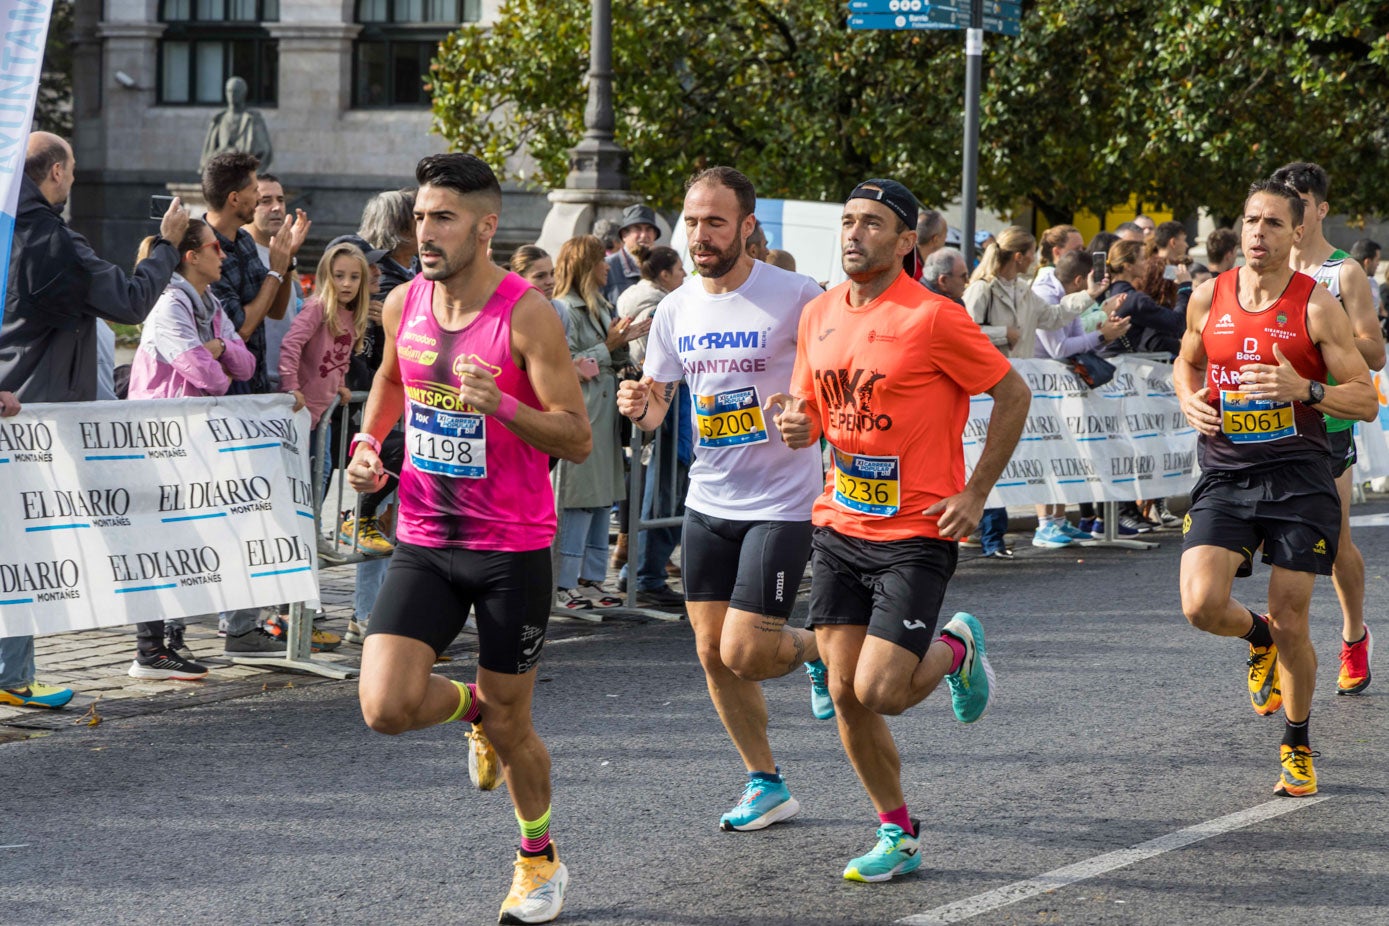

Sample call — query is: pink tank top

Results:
[394,272,555,551]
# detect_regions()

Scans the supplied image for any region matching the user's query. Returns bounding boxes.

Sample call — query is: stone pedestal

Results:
[535,187,639,256]
[166,182,207,218]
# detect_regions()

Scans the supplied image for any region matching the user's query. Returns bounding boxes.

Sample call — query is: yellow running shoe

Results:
[1247,642,1281,716]
[0,682,74,709]
[1274,744,1319,797]
[339,516,394,555]
[468,721,500,791]
[499,844,568,925]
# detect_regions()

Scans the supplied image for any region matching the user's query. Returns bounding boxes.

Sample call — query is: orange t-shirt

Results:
[791,271,1012,542]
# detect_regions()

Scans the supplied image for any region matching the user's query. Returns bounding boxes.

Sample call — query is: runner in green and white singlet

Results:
[1272,161,1387,696]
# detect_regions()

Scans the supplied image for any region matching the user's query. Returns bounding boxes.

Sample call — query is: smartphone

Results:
[1163,264,1179,281]
[149,194,175,220]
[1092,251,1106,284]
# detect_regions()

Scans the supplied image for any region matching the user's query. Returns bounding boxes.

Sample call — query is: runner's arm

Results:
[1173,280,1219,436]
[1337,259,1387,371]
[620,377,678,432]
[505,291,593,462]
[927,368,1029,539]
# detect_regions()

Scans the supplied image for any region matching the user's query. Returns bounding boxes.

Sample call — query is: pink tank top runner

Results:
[393,271,555,551]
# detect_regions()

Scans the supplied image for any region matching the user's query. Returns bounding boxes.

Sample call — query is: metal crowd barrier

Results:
[247,390,380,678]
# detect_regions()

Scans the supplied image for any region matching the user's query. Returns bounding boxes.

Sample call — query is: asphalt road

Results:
[4,510,1388,926]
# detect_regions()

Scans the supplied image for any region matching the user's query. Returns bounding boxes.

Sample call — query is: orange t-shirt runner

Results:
[791,271,1012,542]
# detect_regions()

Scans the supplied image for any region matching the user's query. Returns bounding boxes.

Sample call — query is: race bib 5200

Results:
[406,400,486,478]
[831,447,900,517]
[1220,390,1296,444]
[695,386,769,448]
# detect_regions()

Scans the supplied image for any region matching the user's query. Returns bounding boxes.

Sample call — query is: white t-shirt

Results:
[643,260,824,521]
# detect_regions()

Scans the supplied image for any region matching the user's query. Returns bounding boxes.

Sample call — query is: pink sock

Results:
[940,634,967,673]
[462,683,482,724]
[879,804,914,835]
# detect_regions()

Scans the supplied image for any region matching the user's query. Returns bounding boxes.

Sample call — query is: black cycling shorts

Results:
[807,526,958,659]
[1182,461,1339,577]
[681,509,812,619]
[367,542,552,674]
[1327,427,1357,478]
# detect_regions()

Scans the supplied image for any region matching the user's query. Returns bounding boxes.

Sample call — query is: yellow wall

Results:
[1043,196,1174,242]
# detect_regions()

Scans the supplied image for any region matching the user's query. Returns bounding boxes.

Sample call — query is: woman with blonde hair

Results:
[964,225,1094,358]
[551,235,649,609]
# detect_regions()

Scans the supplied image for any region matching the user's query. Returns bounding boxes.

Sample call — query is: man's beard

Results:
[692,236,743,280]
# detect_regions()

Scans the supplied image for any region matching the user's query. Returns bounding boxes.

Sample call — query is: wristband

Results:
[266,269,285,283]
[494,393,519,424]
[349,432,381,456]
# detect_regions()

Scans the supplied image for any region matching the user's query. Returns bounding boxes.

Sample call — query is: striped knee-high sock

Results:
[517,806,552,857]
[443,680,481,725]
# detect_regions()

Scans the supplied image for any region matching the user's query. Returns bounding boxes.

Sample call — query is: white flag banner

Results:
[0,395,321,638]
[965,356,1199,507]
[0,0,55,299]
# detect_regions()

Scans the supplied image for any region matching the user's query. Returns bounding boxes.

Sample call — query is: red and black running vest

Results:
[1199,269,1329,471]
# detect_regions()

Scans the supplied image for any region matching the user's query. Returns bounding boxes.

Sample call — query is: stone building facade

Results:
[69,0,548,261]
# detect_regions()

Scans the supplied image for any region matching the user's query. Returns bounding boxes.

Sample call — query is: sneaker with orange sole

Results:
[1337,625,1372,695]
[1274,744,1319,797]
[1247,638,1282,716]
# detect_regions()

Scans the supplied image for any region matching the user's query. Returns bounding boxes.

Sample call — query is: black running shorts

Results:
[681,509,812,619]
[1327,427,1357,478]
[367,542,552,674]
[807,526,958,659]
[1182,460,1339,577]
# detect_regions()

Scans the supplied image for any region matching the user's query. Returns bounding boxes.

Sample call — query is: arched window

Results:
[354,0,480,108]
[158,0,279,106]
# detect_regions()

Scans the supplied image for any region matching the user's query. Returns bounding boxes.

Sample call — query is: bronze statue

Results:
[200,77,273,172]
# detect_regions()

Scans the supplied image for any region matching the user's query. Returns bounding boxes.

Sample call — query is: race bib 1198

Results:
[406,401,486,478]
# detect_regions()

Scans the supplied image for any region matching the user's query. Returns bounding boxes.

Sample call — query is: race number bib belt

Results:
[831,446,901,517]
[406,399,487,478]
[695,386,769,448]
[1220,390,1297,444]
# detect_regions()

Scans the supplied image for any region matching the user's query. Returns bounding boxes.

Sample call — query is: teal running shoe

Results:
[0,682,74,709]
[843,821,922,882]
[805,659,835,720]
[719,773,800,831]
[942,612,995,724]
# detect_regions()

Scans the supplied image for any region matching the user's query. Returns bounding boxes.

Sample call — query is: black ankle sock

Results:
[1282,715,1310,750]
[1345,630,1368,646]
[1241,611,1273,649]
[519,843,555,860]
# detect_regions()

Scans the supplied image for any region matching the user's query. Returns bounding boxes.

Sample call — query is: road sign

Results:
[847,12,955,30]
[928,6,1021,36]
[846,0,1021,18]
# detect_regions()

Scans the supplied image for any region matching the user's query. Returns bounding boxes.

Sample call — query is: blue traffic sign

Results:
[847,10,1020,36]
[847,0,1019,15]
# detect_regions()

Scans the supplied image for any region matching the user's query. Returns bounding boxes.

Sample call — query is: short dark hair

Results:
[1350,238,1382,263]
[1206,228,1240,265]
[1055,249,1093,283]
[1246,179,1306,226]
[23,136,69,184]
[201,151,260,209]
[1088,231,1119,255]
[686,166,756,220]
[1154,221,1187,249]
[415,153,502,210]
[257,173,281,187]
[1270,161,1329,203]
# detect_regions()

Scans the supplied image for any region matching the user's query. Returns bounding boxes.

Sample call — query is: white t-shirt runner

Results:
[643,260,824,521]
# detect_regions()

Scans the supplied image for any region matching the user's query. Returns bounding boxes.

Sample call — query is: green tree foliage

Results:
[37,0,73,137]
[431,1,1389,219]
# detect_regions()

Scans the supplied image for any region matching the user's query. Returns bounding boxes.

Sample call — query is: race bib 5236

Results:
[831,447,900,517]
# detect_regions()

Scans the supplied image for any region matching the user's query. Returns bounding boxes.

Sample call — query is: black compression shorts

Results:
[366,542,552,674]
[681,509,812,619]
[807,526,958,659]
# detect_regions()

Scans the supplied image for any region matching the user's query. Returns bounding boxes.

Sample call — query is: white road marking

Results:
[897,796,1331,925]
[0,844,31,850]
[1349,512,1389,528]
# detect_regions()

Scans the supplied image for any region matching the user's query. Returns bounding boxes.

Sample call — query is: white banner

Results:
[1351,370,1389,481]
[0,1,55,298]
[0,395,321,638]
[965,356,1198,507]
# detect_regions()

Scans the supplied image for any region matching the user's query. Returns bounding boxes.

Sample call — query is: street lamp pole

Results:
[566,0,629,191]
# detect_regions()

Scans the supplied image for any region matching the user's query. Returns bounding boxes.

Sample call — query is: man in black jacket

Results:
[0,131,189,709]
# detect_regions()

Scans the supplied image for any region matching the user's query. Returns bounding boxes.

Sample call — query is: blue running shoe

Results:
[805,660,835,720]
[719,773,800,832]
[843,820,922,882]
[1056,520,1093,542]
[942,612,995,724]
[0,682,74,709]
